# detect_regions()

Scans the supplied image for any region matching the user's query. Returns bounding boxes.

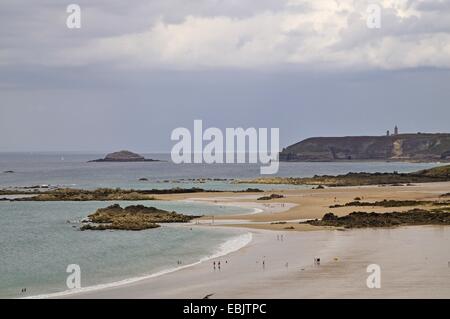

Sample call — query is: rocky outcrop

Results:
[3,186,264,201]
[80,204,199,231]
[304,209,450,228]
[257,194,285,200]
[89,150,160,162]
[328,199,446,208]
[238,164,450,187]
[280,133,450,162]
[10,188,158,201]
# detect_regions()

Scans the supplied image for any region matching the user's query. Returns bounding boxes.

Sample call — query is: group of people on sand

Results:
[255,257,267,270]
[263,203,286,209]
[213,260,228,271]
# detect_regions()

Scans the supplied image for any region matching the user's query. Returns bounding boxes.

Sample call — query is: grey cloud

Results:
[0,1,449,152]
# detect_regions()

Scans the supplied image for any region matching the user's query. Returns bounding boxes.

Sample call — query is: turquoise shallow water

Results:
[0,200,249,298]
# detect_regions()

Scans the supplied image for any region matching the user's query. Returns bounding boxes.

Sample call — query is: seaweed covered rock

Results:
[304,209,450,228]
[257,194,285,200]
[80,204,199,231]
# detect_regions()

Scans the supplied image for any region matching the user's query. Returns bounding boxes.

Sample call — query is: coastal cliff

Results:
[280,133,450,162]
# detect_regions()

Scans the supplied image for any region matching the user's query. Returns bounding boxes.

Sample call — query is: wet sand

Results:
[158,181,450,226]
[65,225,450,299]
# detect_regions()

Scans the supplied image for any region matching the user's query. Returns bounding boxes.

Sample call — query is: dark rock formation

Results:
[10,188,157,201]
[89,150,160,162]
[6,187,218,201]
[3,186,263,201]
[304,209,450,228]
[329,199,441,208]
[235,188,264,193]
[257,194,285,200]
[280,133,450,162]
[80,204,199,231]
[239,164,450,187]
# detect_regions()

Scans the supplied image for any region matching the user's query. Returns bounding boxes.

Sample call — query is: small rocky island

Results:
[89,150,160,162]
[81,204,199,231]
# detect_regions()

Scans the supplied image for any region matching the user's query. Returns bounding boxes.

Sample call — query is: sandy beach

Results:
[63,225,450,299]
[57,182,450,299]
[161,181,450,227]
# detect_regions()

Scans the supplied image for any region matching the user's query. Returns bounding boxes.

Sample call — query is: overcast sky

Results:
[1,0,450,152]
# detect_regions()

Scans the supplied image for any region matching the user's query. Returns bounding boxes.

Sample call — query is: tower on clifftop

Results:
[394,125,398,135]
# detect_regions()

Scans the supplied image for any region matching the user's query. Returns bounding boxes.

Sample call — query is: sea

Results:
[0,152,444,298]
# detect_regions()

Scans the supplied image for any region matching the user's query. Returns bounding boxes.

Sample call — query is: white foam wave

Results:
[24,232,252,299]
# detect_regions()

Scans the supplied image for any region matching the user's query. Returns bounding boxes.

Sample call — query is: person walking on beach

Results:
[213,261,216,270]
[218,261,221,270]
